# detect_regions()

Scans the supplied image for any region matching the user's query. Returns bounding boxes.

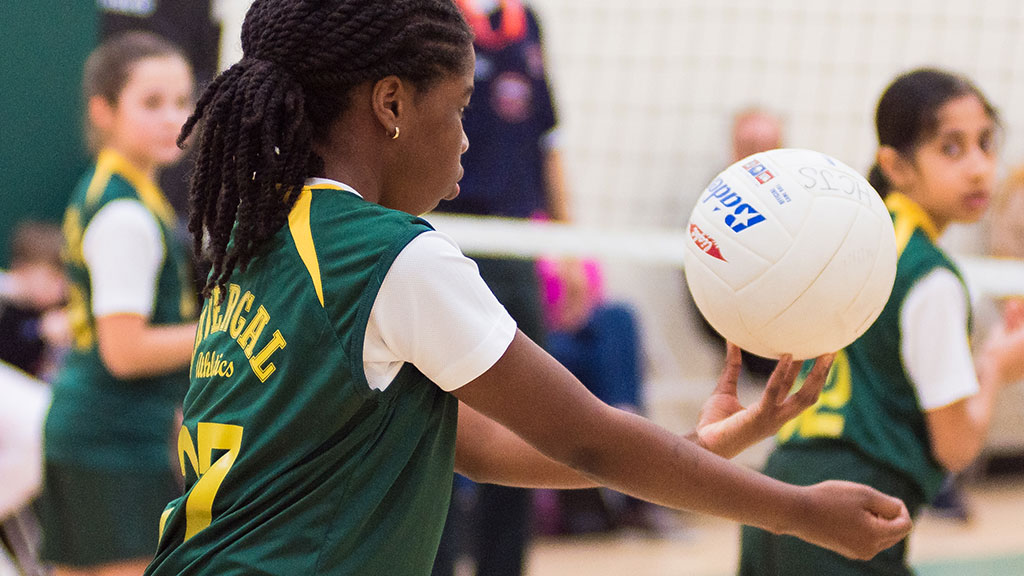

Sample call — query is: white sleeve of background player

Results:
[82,199,165,319]
[363,231,517,392]
[901,268,980,410]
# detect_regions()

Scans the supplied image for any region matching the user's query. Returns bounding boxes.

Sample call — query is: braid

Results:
[184,0,471,296]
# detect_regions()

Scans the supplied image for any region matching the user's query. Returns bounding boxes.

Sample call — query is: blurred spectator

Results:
[0,222,70,380]
[690,107,786,378]
[0,362,52,576]
[0,221,66,576]
[536,258,674,535]
[730,107,784,163]
[540,259,643,414]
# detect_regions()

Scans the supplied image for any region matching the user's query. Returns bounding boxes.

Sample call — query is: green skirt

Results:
[38,460,179,567]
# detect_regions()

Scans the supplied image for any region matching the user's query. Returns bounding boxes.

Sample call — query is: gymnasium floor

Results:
[524,476,1024,576]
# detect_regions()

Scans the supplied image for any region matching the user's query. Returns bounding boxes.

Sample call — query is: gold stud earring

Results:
[391,126,401,140]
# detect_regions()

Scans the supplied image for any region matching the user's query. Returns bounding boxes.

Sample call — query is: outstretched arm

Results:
[454,330,911,561]
[455,401,597,488]
[455,342,831,484]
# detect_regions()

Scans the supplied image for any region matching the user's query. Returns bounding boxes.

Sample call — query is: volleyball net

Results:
[427,213,1024,301]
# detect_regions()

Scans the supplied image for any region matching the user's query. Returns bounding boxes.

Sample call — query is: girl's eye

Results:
[980,134,997,154]
[143,95,162,110]
[941,142,962,157]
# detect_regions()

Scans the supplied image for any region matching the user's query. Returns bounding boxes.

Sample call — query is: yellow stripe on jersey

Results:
[288,187,326,307]
[885,192,940,257]
[90,148,178,230]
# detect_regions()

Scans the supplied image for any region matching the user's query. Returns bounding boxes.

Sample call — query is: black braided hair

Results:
[181,0,473,295]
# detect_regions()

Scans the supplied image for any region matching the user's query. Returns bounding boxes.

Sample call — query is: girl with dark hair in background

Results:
[740,67,1024,575]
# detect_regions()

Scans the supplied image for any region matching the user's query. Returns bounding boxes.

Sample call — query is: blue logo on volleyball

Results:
[701,177,766,233]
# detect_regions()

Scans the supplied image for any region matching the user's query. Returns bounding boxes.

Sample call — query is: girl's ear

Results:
[371,75,407,138]
[877,145,914,191]
[88,95,115,138]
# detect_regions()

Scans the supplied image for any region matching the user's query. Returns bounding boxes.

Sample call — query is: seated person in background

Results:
[540,258,643,414]
[537,258,672,535]
[0,221,68,576]
[0,221,69,379]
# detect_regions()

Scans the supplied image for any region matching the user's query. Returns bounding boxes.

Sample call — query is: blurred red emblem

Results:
[689,223,726,261]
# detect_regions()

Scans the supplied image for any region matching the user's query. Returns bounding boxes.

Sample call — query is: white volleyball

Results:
[684,148,897,360]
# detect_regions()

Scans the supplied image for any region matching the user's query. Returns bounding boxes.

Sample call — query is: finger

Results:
[716,342,743,395]
[792,353,834,405]
[782,356,798,391]
[765,354,795,405]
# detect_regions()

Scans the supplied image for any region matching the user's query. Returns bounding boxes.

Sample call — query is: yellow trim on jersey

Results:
[288,186,326,307]
[158,506,174,544]
[90,148,178,230]
[885,193,940,257]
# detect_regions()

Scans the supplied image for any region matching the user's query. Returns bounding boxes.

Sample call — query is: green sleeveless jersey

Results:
[45,149,196,470]
[146,183,459,576]
[777,193,967,502]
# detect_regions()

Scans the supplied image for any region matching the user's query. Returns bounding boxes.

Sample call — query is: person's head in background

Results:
[182,0,474,295]
[868,68,1000,231]
[2,221,66,311]
[538,258,604,333]
[990,164,1024,259]
[84,31,193,179]
[731,107,784,162]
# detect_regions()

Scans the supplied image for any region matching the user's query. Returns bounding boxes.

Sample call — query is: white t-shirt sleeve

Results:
[363,231,517,392]
[82,199,165,319]
[901,268,980,410]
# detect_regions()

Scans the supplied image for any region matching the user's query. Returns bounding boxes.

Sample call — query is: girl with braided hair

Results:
[146,2,911,574]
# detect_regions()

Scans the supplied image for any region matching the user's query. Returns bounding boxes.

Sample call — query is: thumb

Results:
[864,489,907,521]
[864,485,905,518]
[864,494,913,541]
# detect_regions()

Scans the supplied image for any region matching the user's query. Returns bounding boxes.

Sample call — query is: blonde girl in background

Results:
[39,31,199,576]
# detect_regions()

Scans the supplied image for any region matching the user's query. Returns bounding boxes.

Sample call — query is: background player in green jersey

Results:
[740,68,1024,575]
[144,2,911,575]
[39,32,199,576]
